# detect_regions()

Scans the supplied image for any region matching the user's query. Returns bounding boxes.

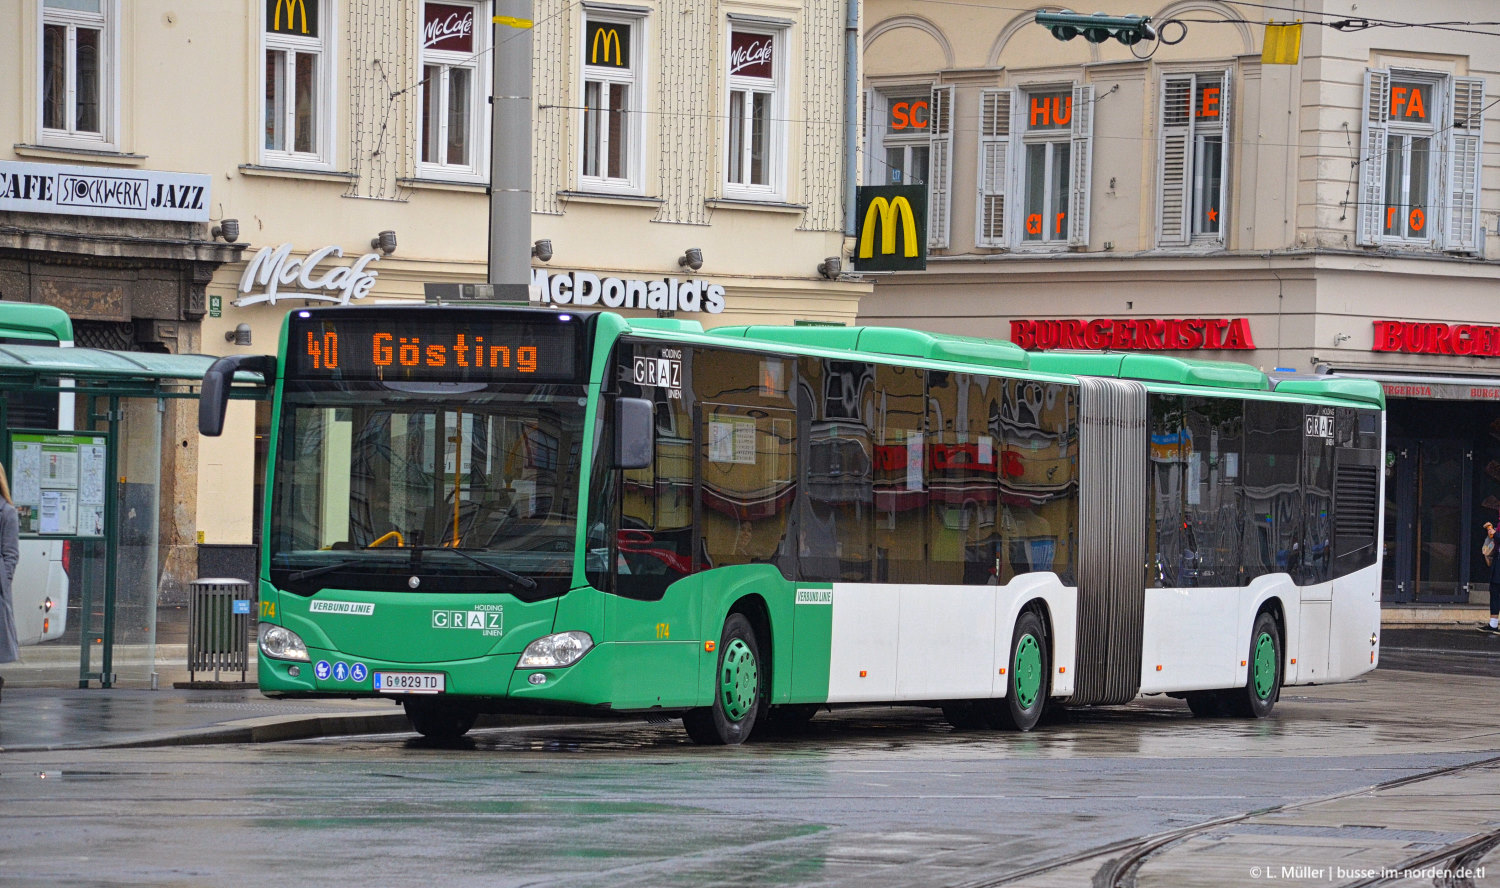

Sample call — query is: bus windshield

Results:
[269,380,589,599]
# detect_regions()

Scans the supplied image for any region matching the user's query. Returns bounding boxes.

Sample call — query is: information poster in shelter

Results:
[7,432,107,538]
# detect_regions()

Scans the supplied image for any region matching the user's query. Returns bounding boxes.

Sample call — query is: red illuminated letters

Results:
[1029,96,1072,128]
[1010,318,1256,351]
[890,100,928,131]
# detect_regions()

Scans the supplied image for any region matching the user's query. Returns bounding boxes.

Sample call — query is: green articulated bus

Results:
[199,304,1386,743]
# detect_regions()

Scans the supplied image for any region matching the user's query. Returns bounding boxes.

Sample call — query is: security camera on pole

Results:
[489,2,534,302]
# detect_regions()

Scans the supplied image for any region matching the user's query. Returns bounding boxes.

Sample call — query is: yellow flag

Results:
[1262,21,1302,65]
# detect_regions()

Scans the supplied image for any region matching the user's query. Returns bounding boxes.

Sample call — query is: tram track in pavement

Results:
[952,752,1500,888]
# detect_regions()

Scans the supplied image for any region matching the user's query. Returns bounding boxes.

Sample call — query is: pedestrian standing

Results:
[1483,521,1500,634]
[0,462,21,699]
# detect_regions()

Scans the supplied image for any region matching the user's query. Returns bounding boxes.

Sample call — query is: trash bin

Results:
[187,578,253,682]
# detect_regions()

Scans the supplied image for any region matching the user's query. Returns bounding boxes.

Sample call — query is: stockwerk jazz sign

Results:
[0,160,210,223]
[235,243,382,307]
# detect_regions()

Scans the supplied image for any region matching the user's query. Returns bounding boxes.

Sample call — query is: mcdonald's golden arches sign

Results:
[585,21,630,68]
[266,0,318,36]
[854,186,926,272]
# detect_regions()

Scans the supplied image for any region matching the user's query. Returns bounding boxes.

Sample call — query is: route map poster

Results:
[8,432,107,538]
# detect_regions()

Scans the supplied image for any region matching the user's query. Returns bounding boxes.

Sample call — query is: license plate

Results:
[373,672,445,694]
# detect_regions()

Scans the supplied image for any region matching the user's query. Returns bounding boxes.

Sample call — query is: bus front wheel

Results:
[683,613,763,745]
[404,697,477,741]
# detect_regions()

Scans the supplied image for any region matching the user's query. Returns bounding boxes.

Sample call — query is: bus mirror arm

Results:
[199,354,277,437]
[614,397,654,470]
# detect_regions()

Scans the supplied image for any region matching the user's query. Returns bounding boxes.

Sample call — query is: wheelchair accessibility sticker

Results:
[314,660,370,683]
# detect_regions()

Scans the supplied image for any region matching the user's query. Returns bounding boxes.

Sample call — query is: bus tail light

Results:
[62,540,71,576]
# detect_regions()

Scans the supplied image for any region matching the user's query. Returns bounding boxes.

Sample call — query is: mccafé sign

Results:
[529,269,726,313]
[1011,318,1256,351]
[1373,320,1500,356]
[235,243,382,307]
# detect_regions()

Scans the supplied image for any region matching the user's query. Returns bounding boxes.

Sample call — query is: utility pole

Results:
[488,2,533,301]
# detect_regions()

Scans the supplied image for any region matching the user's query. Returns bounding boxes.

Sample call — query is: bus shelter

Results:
[0,343,269,687]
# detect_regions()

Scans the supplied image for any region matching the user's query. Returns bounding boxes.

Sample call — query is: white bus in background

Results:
[0,302,74,644]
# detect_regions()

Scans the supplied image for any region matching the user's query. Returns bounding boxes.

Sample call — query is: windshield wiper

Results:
[408,546,538,590]
[286,558,369,583]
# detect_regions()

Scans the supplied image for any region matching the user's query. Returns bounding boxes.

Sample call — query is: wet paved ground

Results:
[3,661,1499,888]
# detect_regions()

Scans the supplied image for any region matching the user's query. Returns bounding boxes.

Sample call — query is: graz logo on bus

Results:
[633,353,682,397]
[432,606,503,636]
[267,0,318,36]
[586,22,629,68]
[854,185,927,272]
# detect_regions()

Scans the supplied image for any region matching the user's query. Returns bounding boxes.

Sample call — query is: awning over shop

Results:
[1324,370,1500,402]
[0,343,269,399]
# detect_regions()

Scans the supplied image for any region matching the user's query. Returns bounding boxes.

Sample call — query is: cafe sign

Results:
[235,242,382,307]
[0,160,210,223]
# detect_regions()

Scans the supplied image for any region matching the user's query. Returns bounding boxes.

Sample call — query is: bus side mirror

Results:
[614,397,654,469]
[199,354,276,437]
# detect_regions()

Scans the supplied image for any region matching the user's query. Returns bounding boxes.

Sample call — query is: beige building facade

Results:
[1,0,868,609]
[859,0,1500,605]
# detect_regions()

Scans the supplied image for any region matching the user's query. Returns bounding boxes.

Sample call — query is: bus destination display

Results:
[288,314,579,381]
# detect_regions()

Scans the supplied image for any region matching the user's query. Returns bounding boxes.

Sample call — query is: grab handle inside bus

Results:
[199,354,277,437]
[615,397,654,470]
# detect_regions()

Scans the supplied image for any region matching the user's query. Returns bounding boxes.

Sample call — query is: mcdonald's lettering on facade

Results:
[854,186,927,272]
[1010,317,1257,351]
[266,0,318,36]
[586,21,629,68]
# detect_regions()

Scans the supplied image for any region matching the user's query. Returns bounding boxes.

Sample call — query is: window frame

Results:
[1155,70,1231,249]
[578,10,644,194]
[723,24,786,200]
[418,0,490,182]
[1380,73,1442,246]
[37,0,120,150]
[1357,66,1486,253]
[260,0,336,170]
[1017,86,1075,249]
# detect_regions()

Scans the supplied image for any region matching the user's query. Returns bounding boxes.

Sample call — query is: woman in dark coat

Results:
[0,462,21,697]
[1486,521,1500,634]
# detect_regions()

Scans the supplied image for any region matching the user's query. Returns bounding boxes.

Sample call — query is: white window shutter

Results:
[1445,76,1485,253]
[1069,83,1094,247]
[1156,75,1194,247]
[976,88,1012,248]
[1356,69,1390,246]
[929,84,955,249]
[864,89,889,186]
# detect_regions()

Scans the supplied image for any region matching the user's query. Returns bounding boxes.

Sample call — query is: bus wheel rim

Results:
[1253,632,1276,699]
[1014,634,1042,709]
[720,638,758,721]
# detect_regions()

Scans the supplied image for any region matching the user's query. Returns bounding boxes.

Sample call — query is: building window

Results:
[263,0,332,167]
[580,15,641,192]
[1358,68,1485,253]
[1019,87,1090,247]
[420,1,487,179]
[725,27,783,198]
[864,85,953,248]
[1157,71,1230,248]
[39,0,114,147]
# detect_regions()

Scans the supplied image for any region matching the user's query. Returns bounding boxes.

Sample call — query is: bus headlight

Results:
[259,623,310,661]
[518,631,593,668]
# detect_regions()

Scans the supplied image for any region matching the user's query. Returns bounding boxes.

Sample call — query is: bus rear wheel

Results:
[404,697,477,741]
[997,611,1050,732]
[683,613,763,745]
[1226,611,1282,719]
